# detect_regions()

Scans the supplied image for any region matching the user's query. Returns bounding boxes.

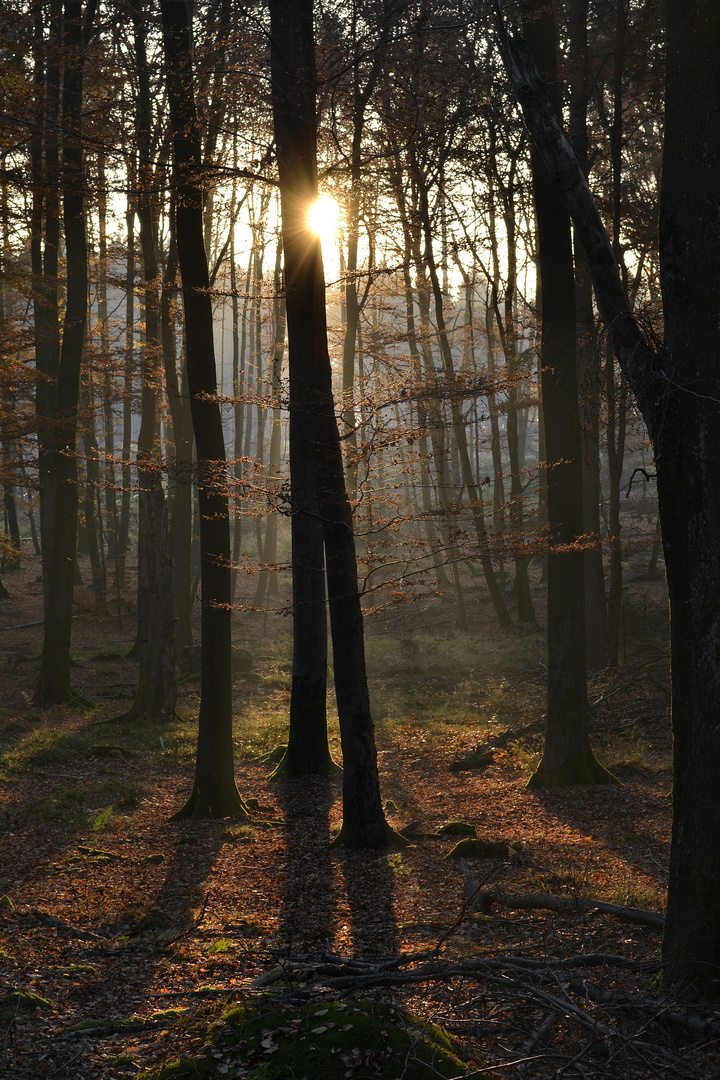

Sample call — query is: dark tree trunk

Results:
[269,0,401,847]
[658,0,720,996]
[121,0,177,722]
[118,162,136,578]
[496,0,720,992]
[519,0,614,788]
[96,151,120,584]
[80,379,106,605]
[161,0,246,818]
[32,0,61,607]
[568,0,608,669]
[266,4,333,782]
[254,239,285,612]
[162,218,194,650]
[36,0,98,706]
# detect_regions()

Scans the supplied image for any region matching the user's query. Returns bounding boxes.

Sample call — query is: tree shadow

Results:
[274,775,339,951]
[341,847,400,958]
[527,781,671,893]
[147,820,227,932]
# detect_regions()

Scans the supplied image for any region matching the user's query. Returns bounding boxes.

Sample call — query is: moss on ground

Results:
[138,997,486,1079]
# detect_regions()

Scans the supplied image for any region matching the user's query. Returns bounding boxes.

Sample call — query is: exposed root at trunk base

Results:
[527,750,619,788]
[268,747,342,782]
[170,781,250,821]
[331,820,410,851]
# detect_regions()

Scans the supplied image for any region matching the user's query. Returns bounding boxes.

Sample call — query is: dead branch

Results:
[474,887,664,929]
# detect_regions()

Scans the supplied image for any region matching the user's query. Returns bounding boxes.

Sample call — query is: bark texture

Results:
[519,0,613,788]
[36,0,97,705]
[270,0,400,846]
[496,0,720,992]
[161,0,246,818]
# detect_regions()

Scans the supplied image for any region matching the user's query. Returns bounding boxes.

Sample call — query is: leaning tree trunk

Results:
[269,0,402,847]
[568,0,608,670]
[495,0,720,992]
[36,0,98,706]
[161,0,246,818]
[519,0,613,788]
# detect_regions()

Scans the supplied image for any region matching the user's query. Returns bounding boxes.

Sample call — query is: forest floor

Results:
[2,552,717,1079]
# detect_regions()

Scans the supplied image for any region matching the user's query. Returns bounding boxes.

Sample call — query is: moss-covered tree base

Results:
[527,750,619,789]
[268,746,342,782]
[331,819,410,851]
[170,781,249,821]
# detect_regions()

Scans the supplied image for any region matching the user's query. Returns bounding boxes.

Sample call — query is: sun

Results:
[308,195,340,245]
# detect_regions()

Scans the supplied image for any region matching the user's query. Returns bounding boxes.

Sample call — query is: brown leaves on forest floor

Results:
[0,557,715,1079]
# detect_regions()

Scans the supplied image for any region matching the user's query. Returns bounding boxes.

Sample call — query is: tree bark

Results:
[269,0,401,847]
[567,0,608,669]
[518,0,614,787]
[657,0,720,996]
[36,0,98,705]
[161,0,246,818]
[122,0,177,723]
[495,0,720,991]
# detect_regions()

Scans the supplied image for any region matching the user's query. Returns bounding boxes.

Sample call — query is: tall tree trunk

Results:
[485,158,534,623]
[498,0,720,993]
[96,150,120,587]
[161,0,246,817]
[32,0,61,607]
[402,262,447,589]
[80,377,106,605]
[36,0,98,705]
[417,177,512,630]
[568,0,608,669]
[118,157,136,578]
[269,0,401,847]
[657,0,720,995]
[254,238,285,611]
[163,213,194,650]
[519,0,614,787]
[121,0,177,722]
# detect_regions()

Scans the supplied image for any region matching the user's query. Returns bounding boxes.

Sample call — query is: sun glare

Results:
[308,195,340,244]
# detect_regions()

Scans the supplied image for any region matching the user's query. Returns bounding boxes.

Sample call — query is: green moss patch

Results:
[1,990,54,1022]
[436,821,477,838]
[138,998,484,1080]
[445,838,511,860]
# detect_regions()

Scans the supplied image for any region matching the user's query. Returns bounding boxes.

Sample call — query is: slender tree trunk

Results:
[80,377,106,604]
[33,0,61,607]
[254,238,284,611]
[569,0,608,669]
[519,0,614,787]
[118,160,136,578]
[605,341,626,665]
[485,163,534,623]
[230,246,253,601]
[121,0,177,722]
[96,151,120,587]
[163,214,194,650]
[36,0,98,705]
[417,178,512,629]
[269,0,401,847]
[402,264,447,588]
[161,0,246,817]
